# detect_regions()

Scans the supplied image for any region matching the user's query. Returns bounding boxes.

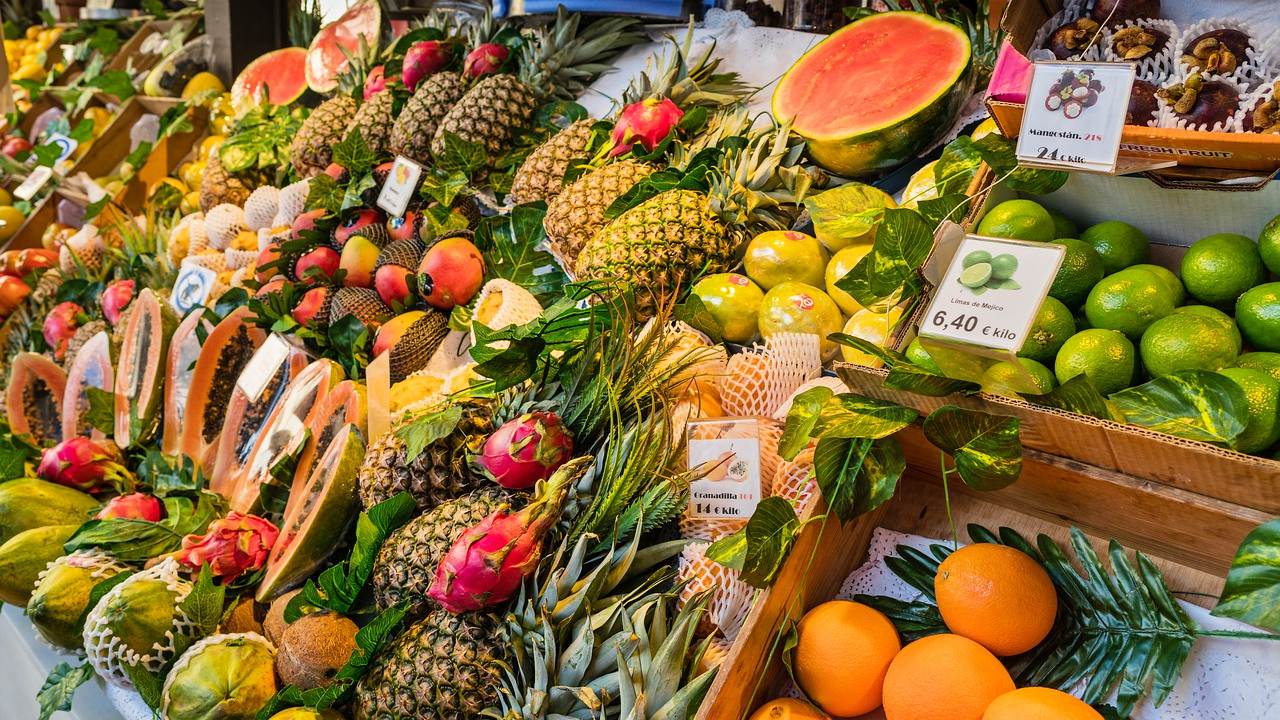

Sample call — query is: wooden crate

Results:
[15,89,112,139]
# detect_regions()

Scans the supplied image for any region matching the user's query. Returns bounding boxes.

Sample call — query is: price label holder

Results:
[686,417,765,520]
[236,334,294,403]
[169,264,218,315]
[366,351,392,443]
[43,132,78,163]
[13,166,55,201]
[375,155,423,219]
[917,234,1065,385]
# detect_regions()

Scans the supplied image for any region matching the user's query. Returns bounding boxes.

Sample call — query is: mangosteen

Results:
[1046,94,1063,111]
[1091,0,1161,27]
[1111,25,1168,61]
[1182,29,1250,75]
[1048,17,1102,59]
[1242,85,1280,134]
[1159,74,1240,128]
[1063,100,1085,119]
[1126,79,1159,125]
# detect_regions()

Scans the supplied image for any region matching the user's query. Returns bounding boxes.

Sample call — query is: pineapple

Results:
[64,320,107,370]
[289,95,357,177]
[199,151,265,212]
[350,89,396,157]
[387,71,468,165]
[508,117,595,205]
[543,158,656,267]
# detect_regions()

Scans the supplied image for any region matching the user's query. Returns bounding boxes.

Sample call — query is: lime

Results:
[1128,263,1185,307]
[1218,367,1280,454]
[1237,352,1280,383]
[1172,304,1241,348]
[990,254,1018,280]
[905,338,942,374]
[1179,233,1266,306]
[1055,329,1136,395]
[959,262,992,288]
[690,273,765,344]
[1080,221,1150,274]
[1048,238,1105,310]
[1084,267,1177,339]
[1019,296,1076,363]
[760,281,845,359]
[744,230,830,290]
[976,199,1056,242]
[1258,213,1280,276]
[839,307,905,367]
[1047,208,1078,240]
[1236,282,1280,352]
[825,245,872,315]
[962,250,992,268]
[981,358,1056,397]
[1139,313,1240,378]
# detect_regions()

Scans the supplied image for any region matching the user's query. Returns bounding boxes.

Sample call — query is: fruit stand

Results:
[0,1,1276,720]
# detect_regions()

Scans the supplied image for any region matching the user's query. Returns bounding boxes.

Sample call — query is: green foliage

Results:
[0,429,41,481]
[836,208,934,312]
[181,564,227,636]
[219,104,306,174]
[1023,374,1117,421]
[1109,370,1248,444]
[1213,518,1280,632]
[813,436,905,522]
[64,491,226,561]
[395,404,463,463]
[803,182,891,247]
[706,497,801,588]
[921,406,1021,490]
[37,662,95,720]
[472,203,567,305]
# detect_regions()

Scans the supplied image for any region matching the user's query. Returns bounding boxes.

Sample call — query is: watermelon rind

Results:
[773,11,973,177]
[231,47,309,113]
[305,0,382,94]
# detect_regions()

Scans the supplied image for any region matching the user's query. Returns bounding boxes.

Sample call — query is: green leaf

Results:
[779,386,835,460]
[855,594,947,642]
[305,174,343,214]
[333,129,376,177]
[1109,371,1249,444]
[817,394,917,440]
[472,203,565,305]
[673,294,723,344]
[830,332,904,367]
[32,142,62,167]
[1023,374,1116,421]
[395,404,464,463]
[37,663,95,720]
[704,529,745,571]
[87,70,136,101]
[418,170,469,208]
[915,193,970,228]
[123,662,165,710]
[973,133,1068,195]
[707,497,802,588]
[1212,518,1280,632]
[922,406,1021,490]
[0,431,41,480]
[122,140,154,178]
[65,492,225,560]
[835,208,933,312]
[885,363,982,397]
[803,182,893,247]
[604,163,715,220]
[812,436,904,522]
[83,387,118,436]
[180,564,227,635]
[82,196,111,223]
[434,132,487,175]
[933,136,984,197]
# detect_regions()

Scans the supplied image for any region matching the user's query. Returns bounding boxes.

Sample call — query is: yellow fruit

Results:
[82,107,112,134]
[795,600,900,717]
[25,26,39,40]
[12,63,46,82]
[199,135,226,161]
[182,72,227,101]
[824,245,872,315]
[180,160,206,189]
[935,543,1057,656]
[882,634,1015,720]
[748,698,830,720]
[181,191,201,215]
[901,160,940,209]
[972,117,1002,140]
[0,188,11,205]
[151,177,188,196]
[233,230,259,251]
[839,306,904,367]
[0,205,25,242]
[983,687,1103,720]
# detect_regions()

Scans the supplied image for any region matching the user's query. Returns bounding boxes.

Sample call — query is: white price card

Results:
[12,165,54,201]
[687,418,764,519]
[375,155,423,219]
[918,235,1065,360]
[1017,61,1134,174]
[42,132,78,163]
[236,334,293,403]
[169,264,217,315]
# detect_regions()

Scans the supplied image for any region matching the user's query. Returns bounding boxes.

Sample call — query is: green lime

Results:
[743,230,830,290]
[1049,238,1105,310]
[1129,263,1186,307]
[1019,296,1076,363]
[690,273,766,344]
[1238,352,1280,383]
[990,253,1018,280]
[1218,367,1280,454]
[1081,220,1150,274]
[975,199,1056,242]
[1055,329,1136,395]
[981,357,1056,397]
[1172,305,1242,348]
[1179,233,1266,306]
[1139,313,1240,378]
[1047,207,1078,239]
[905,337,942,374]
[1084,267,1177,339]
[1257,213,1280,276]
[1236,282,1280,352]
[962,250,992,268]
[960,262,993,288]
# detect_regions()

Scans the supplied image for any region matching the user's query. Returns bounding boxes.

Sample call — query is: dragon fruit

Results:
[37,437,135,494]
[363,65,398,99]
[100,279,135,325]
[402,39,451,91]
[172,512,279,583]
[428,456,588,613]
[610,97,685,156]
[97,493,164,521]
[463,43,509,79]
[473,411,574,490]
[42,301,84,360]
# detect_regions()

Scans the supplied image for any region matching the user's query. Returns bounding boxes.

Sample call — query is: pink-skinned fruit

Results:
[256,243,282,282]
[374,264,416,309]
[428,456,589,613]
[172,511,279,583]
[100,279,135,326]
[37,437,135,494]
[334,209,384,246]
[473,411,573,490]
[295,246,341,286]
[42,301,84,361]
[291,209,329,242]
[363,64,398,99]
[610,97,684,157]
[96,493,164,521]
[403,40,452,92]
[292,286,333,328]
[463,43,509,79]
[416,235,483,310]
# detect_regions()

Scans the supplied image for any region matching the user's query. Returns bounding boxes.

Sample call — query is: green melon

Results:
[772,11,972,177]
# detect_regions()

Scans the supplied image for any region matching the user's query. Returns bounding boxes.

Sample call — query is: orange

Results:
[934,543,1057,656]
[748,698,830,720]
[983,687,1104,720]
[794,600,900,717]
[882,633,1015,720]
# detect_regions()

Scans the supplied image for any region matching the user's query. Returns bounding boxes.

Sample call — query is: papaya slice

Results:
[6,353,66,446]
[161,311,211,456]
[114,289,179,448]
[291,379,367,500]
[61,332,114,442]
[180,308,265,472]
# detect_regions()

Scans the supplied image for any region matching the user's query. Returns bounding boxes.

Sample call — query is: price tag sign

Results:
[1017,61,1134,173]
[169,264,217,315]
[236,334,293,403]
[918,235,1064,361]
[43,132,78,163]
[13,165,54,201]
[375,155,423,219]
[687,418,764,519]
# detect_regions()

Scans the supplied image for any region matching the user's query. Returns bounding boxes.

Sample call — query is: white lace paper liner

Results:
[1031,2,1105,63]
[1175,18,1269,90]
[782,528,1280,719]
[1102,18,1180,83]
[1155,70,1250,133]
[1235,75,1278,133]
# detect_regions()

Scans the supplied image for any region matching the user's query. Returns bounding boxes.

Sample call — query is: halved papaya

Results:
[256,423,364,602]
[180,308,266,472]
[6,353,66,446]
[292,380,367,499]
[113,289,179,448]
[161,312,211,456]
[61,332,114,442]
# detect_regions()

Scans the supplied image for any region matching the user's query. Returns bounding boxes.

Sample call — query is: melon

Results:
[772,11,972,177]
[114,289,179,448]
[144,35,215,98]
[293,380,366,498]
[231,47,309,113]
[256,423,364,602]
[61,332,114,443]
[6,353,66,446]
[180,308,266,473]
[305,1,382,94]
[162,312,210,456]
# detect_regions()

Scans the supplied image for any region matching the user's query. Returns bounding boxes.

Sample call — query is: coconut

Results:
[264,588,301,645]
[221,596,266,635]
[276,612,359,689]
[26,550,131,650]
[161,632,277,720]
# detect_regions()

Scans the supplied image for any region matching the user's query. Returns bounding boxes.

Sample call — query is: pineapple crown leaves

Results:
[334,33,384,99]
[704,122,818,236]
[618,23,756,114]
[514,8,645,101]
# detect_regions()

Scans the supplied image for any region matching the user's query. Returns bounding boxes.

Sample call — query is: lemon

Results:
[1139,313,1239,378]
[182,72,227,100]
[1180,233,1266,307]
[901,161,939,209]
[1055,329,1136,395]
[199,135,226,161]
[1218,367,1280,454]
[0,188,11,206]
[905,337,942,373]
[811,184,896,250]
[976,199,1056,242]
[1019,296,1076,363]
[1236,282,1280,352]
[825,245,872,315]
[744,230,829,290]
[1048,238,1105,310]
[0,206,25,242]
[1172,304,1240,347]
[839,307,905,367]
[971,117,1002,140]
[1080,221,1149,274]
[1128,263,1185,307]
[181,191,202,215]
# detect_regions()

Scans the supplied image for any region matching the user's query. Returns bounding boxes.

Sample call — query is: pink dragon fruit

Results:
[363,65,399,99]
[96,493,164,521]
[42,301,84,360]
[473,411,573,490]
[610,97,685,156]
[100,279,135,326]
[403,39,452,91]
[37,437,135,494]
[172,512,279,582]
[463,43,509,79]
[428,456,588,613]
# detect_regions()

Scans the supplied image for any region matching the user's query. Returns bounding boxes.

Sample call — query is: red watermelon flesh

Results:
[232,47,308,112]
[306,0,382,93]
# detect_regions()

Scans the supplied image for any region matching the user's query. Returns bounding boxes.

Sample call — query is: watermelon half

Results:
[305,0,382,93]
[231,47,309,113]
[773,11,972,177]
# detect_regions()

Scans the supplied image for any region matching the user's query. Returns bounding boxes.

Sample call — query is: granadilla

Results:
[97,493,165,522]
[100,279,136,326]
[473,411,574,490]
[403,39,452,91]
[428,456,588,613]
[610,97,685,156]
[42,301,85,360]
[463,43,510,79]
[172,512,279,583]
[37,437,136,494]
